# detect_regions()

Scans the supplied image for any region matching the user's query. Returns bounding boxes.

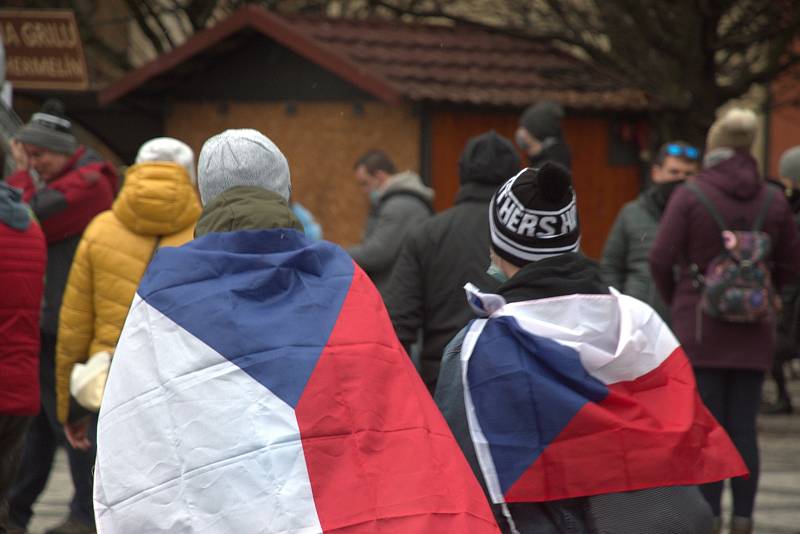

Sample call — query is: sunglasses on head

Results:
[665,143,700,160]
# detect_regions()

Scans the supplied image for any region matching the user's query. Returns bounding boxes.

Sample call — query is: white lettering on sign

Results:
[20,21,79,48]
[0,10,88,89]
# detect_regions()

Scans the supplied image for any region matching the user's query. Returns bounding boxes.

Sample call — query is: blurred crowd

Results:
[1,93,799,534]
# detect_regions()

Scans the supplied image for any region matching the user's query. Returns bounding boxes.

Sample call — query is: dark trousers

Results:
[694,367,764,519]
[0,416,30,534]
[8,333,96,529]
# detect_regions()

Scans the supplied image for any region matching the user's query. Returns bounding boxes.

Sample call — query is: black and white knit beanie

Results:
[489,162,580,266]
[15,99,78,155]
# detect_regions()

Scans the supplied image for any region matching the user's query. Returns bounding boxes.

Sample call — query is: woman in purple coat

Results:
[649,108,800,534]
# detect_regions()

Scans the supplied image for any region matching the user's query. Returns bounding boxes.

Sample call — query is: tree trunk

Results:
[647,77,720,154]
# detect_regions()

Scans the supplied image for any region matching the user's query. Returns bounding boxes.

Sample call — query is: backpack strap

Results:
[751,186,776,232]
[686,182,728,231]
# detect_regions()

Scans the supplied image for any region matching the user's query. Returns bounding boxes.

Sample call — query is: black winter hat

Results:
[15,99,78,155]
[519,100,564,140]
[458,130,521,185]
[490,162,580,266]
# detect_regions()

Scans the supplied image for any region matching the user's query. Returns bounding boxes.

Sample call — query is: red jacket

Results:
[7,146,118,335]
[6,146,118,245]
[649,151,800,371]
[0,219,47,415]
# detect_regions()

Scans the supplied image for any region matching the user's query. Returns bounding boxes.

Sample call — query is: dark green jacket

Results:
[195,186,303,238]
[600,191,670,322]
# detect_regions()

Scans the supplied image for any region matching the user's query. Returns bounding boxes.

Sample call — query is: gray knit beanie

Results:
[779,146,800,183]
[136,137,196,184]
[198,129,291,206]
[15,99,78,155]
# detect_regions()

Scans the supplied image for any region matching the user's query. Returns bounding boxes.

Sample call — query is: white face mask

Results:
[486,261,509,283]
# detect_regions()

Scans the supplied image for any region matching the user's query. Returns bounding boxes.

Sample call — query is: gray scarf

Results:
[0,182,31,230]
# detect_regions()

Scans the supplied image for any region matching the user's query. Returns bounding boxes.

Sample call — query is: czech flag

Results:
[461,284,748,504]
[93,230,499,533]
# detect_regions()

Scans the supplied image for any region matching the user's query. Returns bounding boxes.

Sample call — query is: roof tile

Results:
[284,15,648,109]
[102,7,650,110]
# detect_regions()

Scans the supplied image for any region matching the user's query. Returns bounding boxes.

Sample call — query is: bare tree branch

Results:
[142,0,177,49]
[60,0,800,145]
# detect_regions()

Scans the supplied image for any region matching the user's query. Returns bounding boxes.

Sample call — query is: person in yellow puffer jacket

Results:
[55,137,202,449]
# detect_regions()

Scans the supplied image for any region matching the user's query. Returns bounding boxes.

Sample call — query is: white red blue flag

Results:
[461,284,747,504]
[93,230,499,533]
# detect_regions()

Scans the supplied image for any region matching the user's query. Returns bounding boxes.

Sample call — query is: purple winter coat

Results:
[649,151,800,371]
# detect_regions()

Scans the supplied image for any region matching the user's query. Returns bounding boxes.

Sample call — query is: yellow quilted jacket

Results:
[56,162,201,423]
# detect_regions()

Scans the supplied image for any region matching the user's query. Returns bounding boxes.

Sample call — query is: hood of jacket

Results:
[195,185,303,237]
[113,162,201,236]
[700,150,762,201]
[498,252,607,303]
[379,170,434,204]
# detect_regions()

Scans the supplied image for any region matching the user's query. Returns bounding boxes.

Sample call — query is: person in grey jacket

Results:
[601,141,699,321]
[348,149,433,296]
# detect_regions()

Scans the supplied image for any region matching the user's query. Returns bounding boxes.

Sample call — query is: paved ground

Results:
[24,380,800,534]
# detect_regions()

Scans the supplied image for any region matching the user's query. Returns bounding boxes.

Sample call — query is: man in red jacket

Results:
[5,100,117,534]
[0,182,46,533]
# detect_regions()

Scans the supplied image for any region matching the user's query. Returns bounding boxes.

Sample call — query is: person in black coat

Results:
[515,101,571,170]
[435,163,713,534]
[383,131,520,391]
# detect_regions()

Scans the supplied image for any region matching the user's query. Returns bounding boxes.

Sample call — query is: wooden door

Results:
[562,116,641,258]
[429,109,521,212]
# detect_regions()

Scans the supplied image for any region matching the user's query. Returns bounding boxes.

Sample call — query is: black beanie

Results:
[458,130,521,185]
[489,162,580,266]
[519,100,564,140]
[15,99,78,155]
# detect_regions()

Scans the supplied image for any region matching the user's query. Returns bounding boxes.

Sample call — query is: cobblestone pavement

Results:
[26,381,800,534]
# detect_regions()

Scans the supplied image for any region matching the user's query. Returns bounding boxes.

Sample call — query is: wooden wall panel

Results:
[166,101,421,246]
[430,109,640,259]
[429,110,521,212]
[562,116,640,259]
[768,101,800,179]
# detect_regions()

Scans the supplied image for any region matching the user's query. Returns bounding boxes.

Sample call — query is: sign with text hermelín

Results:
[0,9,89,91]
